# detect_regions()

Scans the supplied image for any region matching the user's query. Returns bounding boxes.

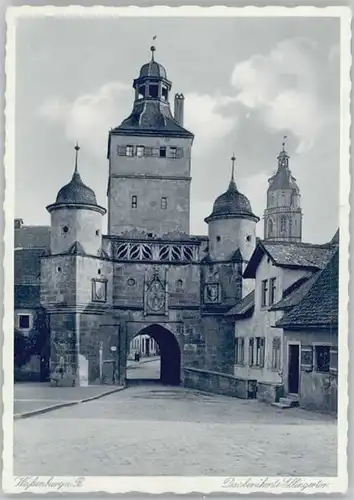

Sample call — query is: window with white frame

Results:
[269,277,277,305]
[136,145,145,157]
[255,337,265,367]
[17,313,32,330]
[249,337,255,366]
[131,195,137,209]
[235,337,245,365]
[169,147,178,159]
[271,337,281,370]
[126,145,134,157]
[261,279,268,307]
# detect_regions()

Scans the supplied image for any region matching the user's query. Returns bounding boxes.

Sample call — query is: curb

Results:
[14,386,125,420]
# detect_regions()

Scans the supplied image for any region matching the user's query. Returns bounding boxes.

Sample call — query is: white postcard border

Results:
[2,4,351,494]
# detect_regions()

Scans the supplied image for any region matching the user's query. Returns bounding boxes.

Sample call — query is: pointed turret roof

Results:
[47,145,106,214]
[205,155,259,222]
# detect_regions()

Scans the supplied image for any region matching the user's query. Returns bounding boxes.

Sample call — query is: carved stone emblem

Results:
[204,283,220,304]
[144,267,167,315]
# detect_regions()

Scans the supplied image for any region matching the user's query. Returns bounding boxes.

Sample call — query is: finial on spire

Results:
[231,153,236,181]
[150,36,157,61]
[74,142,80,174]
[282,135,288,152]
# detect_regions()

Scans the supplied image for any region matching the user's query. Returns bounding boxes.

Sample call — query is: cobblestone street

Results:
[14,379,337,477]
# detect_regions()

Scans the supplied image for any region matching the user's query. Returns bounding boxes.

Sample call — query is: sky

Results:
[13,14,340,243]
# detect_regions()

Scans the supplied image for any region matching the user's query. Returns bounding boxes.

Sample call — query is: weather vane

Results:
[150,35,157,61]
[282,135,288,151]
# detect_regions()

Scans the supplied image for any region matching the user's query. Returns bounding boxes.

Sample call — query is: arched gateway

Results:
[128,324,181,386]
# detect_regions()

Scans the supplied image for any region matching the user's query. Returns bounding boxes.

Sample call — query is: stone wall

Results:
[257,382,284,403]
[184,367,257,399]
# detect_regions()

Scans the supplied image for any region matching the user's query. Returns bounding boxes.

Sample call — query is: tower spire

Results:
[74,142,80,175]
[229,153,237,190]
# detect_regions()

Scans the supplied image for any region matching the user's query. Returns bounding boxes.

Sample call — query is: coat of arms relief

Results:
[144,266,168,316]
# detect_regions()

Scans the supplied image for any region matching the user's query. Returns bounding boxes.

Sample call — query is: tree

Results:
[14,329,34,369]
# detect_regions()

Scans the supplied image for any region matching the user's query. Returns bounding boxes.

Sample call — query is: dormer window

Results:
[126,145,134,157]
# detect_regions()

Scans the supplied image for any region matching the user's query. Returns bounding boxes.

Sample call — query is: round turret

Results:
[205,156,259,262]
[47,145,106,256]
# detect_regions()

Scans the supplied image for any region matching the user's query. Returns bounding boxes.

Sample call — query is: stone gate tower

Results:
[263,140,302,242]
[107,45,194,237]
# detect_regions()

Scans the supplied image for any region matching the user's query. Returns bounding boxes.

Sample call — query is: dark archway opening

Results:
[126,324,181,387]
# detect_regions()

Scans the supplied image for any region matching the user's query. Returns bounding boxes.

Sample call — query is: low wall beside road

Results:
[183,367,257,399]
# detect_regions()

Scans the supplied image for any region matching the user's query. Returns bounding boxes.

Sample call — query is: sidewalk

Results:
[14,383,124,420]
[14,357,160,419]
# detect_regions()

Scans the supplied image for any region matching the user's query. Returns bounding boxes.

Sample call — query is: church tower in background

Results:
[263,139,302,242]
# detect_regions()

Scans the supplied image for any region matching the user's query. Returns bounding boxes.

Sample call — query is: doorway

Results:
[126,324,181,386]
[288,344,300,394]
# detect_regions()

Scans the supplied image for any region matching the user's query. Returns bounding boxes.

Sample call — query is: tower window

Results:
[136,145,145,157]
[132,195,137,208]
[62,226,69,234]
[161,197,168,210]
[268,219,273,236]
[161,86,168,100]
[246,235,252,242]
[280,216,287,233]
[96,229,100,236]
[148,84,159,98]
[159,147,166,158]
[126,145,134,157]
[216,236,221,242]
[170,147,178,159]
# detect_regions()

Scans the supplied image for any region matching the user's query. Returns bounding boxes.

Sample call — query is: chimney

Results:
[174,93,185,126]
[14,218,24,230]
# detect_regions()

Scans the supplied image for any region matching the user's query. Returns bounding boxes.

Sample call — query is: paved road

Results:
[127,358,161,381]
[14,383,337,477]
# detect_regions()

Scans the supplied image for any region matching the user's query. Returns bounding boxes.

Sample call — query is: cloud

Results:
[230,38,336,152]
[39,82,132,157]
[184,93,237,154]
[39,83,237,159]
